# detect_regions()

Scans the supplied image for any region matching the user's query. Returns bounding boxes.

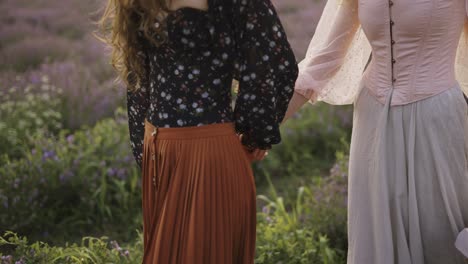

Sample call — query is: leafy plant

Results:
[256,165,349,264]
[0,231,143,264]
[256,182,345,263]
[0,80,63,160]
[0,111,142,244]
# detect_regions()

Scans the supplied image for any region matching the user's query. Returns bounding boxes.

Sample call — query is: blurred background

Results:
[0,0,354,263]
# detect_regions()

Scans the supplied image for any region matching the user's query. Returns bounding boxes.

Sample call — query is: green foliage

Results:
[255,170,348,264]
[0,81,63,160]
[0,170,348,263]
[0,111,142,244]
[0,91,352,259]
[0,131,347,264]
[0,80,352,263]
[256,220,339,264]
[0,231,143,264]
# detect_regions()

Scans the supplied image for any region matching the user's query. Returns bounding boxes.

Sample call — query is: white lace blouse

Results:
[295,0,468,105]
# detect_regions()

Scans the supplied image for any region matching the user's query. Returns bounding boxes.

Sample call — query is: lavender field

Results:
[0,0,352,263]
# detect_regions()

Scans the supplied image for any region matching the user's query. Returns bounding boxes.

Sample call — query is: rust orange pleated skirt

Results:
[141,120,256,264]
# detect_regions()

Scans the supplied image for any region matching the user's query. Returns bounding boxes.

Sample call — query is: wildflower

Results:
[15,257,26,264]
[66,135,74,144]
[59,170,74,183]
[1,255,12,264]
[116,168,127,180]
[13,178,20,189]
[107,168,118,177]
[42,150,57,161]
[123,155,132,163]
[110,240,122,251]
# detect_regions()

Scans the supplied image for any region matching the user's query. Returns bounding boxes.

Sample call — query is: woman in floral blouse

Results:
[99,0,298,263]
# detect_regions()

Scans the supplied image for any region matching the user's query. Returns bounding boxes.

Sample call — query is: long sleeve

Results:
[127,44,150,168]
[456,1,468,97]
[295,0,370,105]
[231,0,298,150]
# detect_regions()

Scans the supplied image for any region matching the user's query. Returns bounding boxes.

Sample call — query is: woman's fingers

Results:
[251,149,268,161]
[238,134,269,161]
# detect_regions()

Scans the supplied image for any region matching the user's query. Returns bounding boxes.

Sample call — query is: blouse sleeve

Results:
[231,0,298,150]
[127,39,150,168]
[295,0,371,105]
[456,6,468,97]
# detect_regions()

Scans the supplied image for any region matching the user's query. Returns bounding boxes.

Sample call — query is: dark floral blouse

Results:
[127,0,298,167]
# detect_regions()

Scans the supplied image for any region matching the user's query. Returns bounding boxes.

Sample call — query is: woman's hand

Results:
[244,148,268,162]
[238,134,269,162]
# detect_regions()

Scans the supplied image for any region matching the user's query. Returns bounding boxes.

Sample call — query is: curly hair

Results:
[97,0,170,91]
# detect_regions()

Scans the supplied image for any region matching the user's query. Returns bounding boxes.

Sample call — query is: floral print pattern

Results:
[127,0,298,167]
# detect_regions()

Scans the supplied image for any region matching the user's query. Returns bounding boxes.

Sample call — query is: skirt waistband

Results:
[144,120,236,140]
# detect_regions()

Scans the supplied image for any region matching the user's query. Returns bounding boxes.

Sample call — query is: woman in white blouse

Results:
[284,0,468,263]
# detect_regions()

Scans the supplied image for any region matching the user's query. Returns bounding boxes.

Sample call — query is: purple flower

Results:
[59,170,74,183]
[123,155,132,163]
[66,135,74,144]
[107,168,117,177]
[30,74,41,84]
[262,206,270,215]
[110,240,130,257]
[15,259,26,264]
[42,150,57,161]
[1,255,13,264]
[110,241,122,251]
[116,168,127,180]
[315,192,323,202]
[13,178,20,189]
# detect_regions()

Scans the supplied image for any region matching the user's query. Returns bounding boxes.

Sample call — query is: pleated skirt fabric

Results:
[347,85,468,264]
[141,120,256,264]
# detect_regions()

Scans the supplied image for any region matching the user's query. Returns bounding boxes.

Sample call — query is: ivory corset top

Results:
[295,0,468,105]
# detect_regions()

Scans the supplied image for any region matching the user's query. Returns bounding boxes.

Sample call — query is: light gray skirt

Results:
[347,86,468,264]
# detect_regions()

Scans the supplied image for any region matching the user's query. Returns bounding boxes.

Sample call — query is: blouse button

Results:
[392,78,397,83]
[392,59,396,64]
[390,20,395,26]
[391,40,396,45]
[389,1,394,7]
